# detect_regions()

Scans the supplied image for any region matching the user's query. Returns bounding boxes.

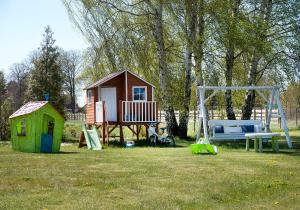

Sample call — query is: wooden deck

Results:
[87,100,158,144]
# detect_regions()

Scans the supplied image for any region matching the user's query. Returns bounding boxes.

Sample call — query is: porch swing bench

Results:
[208,119,266,142]
[197,86,292,149]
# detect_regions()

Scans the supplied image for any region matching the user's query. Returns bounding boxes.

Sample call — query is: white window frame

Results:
[132,86,147,101]
[87,89,93,105]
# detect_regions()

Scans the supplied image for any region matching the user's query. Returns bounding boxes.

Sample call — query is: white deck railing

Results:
[122,101,157,122]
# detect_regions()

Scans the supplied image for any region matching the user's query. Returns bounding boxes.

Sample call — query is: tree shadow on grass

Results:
[107,139,182,148]
[213,139,300,156]
[57,151,80,154]
[262,150,300,156]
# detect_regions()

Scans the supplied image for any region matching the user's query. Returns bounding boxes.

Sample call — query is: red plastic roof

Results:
[9,101,48,118]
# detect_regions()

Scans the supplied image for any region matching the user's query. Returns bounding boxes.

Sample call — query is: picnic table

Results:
[245,133,280,153]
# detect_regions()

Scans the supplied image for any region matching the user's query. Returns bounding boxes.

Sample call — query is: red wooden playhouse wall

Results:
[85,70,154,124]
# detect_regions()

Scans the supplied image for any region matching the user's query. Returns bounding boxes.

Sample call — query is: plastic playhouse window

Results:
[17,119,26,136]
[87,89,93,104]
[48,121,54,135]
[133,86,147,101]
[42,114,55,136]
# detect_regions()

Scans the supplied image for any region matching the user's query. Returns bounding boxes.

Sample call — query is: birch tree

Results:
[60,50,82,113]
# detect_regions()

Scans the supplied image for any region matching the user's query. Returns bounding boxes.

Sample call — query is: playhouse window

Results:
[87,90,93,105]
[17,119,26,136]
[133,87,147,101]
[48,121,54,135]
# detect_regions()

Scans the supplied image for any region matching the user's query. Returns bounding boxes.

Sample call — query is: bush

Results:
[63,121,83,142]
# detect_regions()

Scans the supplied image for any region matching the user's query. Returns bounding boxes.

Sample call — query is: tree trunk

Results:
[225,47,236,120]
[71,77,76,113]
[194,0,204,87]
[241,54,259,119]
[224,0,241,120]
[178,47,192,138]
[178,0,197,138]
[0,105,2,140]
[192,0,207,136]
[166,106,179,136]
[151,2,178,135]
[241,0,273,119]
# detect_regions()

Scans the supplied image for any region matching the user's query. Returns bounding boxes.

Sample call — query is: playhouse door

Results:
[40,114,54,153]
[101,87,117,121]
[41,134,53,153]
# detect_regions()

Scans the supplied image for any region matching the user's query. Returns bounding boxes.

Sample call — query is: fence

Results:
[65,106,300,128]
[158,107,280,122]
[157,106,296,131]
[65,113,86,121]
[285,106,300,127]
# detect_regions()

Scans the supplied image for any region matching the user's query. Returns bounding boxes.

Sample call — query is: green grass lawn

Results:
[1,141,300,209]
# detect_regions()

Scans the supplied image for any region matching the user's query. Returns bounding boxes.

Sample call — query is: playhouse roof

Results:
[84,70,155,90]
[9,101,48,119]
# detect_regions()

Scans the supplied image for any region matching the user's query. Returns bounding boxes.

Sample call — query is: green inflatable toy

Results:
[191,140,218,155]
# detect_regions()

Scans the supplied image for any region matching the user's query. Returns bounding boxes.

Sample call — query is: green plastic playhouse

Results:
[9,101,64,153]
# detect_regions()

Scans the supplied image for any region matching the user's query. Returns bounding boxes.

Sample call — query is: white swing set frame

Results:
[197,86,292,149]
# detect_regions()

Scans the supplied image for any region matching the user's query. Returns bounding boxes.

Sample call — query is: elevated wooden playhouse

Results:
[84,70,157,143]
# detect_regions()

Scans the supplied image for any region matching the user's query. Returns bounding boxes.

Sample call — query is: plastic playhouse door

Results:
[41,134,53,153]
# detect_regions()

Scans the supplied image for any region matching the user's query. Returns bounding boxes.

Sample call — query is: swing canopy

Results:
[197,86,292,149]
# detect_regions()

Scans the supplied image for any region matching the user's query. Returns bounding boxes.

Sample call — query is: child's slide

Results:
[79,125,102,150]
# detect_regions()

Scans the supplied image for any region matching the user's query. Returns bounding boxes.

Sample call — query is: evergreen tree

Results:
[0,71,12,140]
[26,26,65,114]
[0,71,6,99]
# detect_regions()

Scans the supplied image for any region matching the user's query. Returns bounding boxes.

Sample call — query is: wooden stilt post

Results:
[102,123,106,144]
[137,125,140,141]
[145,124,149,140]
[120,124,124,144]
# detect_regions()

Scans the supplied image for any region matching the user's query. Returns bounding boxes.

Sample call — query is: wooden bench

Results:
[245,133,280,153]
[208,120,263,142]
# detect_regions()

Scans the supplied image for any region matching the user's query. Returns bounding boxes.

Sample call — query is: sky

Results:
[0,0,88,75]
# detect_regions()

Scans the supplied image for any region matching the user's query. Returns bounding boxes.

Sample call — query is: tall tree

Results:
[241,0,299,119]
[26,26,65,114]
[169,0,197,138]
[145,1,179,135]
[8,62,29,110]
[224,0,241,120]
[59,50,82,113]
[0,71,12,140]
[194,0,205,87]
[0,71,6,132]
[241,0,272,119]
